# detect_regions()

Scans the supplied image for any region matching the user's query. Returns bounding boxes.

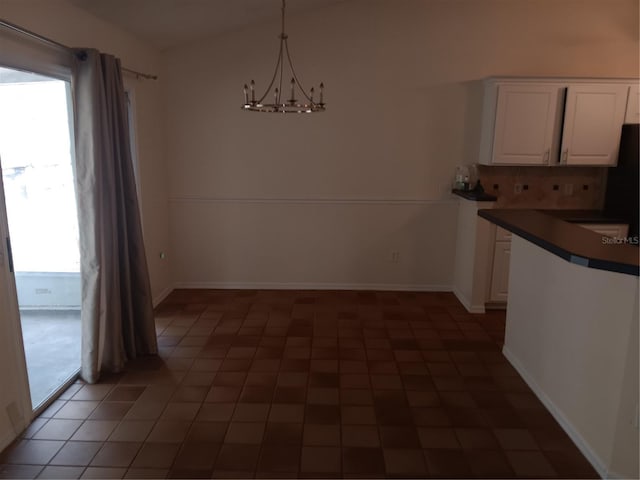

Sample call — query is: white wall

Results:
[0,0,172,304]
[170,199,456,290]
[163,0,639,290]
[609,288,639,477]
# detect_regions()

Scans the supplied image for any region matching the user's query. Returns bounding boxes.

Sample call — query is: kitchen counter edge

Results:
[478,209,639,277]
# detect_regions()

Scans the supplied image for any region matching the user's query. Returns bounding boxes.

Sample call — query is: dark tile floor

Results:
[0,289,599,479]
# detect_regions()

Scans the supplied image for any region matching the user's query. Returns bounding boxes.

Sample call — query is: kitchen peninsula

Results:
[479,209,639,479]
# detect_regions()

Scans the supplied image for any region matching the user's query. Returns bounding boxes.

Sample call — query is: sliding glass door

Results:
[0,66,81,410]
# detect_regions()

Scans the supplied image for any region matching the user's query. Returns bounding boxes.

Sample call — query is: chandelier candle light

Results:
[242,0,325,113]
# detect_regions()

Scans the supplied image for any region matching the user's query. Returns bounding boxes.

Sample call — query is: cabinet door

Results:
[561,84,629,166]
[490,240,511,302]
[577,223,629,238]
[492,84,562,165]
[495,226,512,242]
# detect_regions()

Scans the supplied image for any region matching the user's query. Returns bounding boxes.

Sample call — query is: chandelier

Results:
[242,0,325,113]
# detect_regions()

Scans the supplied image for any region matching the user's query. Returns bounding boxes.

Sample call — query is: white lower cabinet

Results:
[577,223,629,238]
[490,240,511,302]
[489,226,512,303]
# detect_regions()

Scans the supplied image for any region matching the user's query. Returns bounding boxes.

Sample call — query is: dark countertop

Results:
[452,189,497,202]
[478,209,639,276]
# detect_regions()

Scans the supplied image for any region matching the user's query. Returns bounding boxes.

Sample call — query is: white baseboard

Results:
[502,346,608,479]
[452,286,485,313]
[172,282,453,293]
[152,286,174,307]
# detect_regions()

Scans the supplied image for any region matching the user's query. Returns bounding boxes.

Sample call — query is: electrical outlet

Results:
[514,183,523,194]
[390,251,400,263]
[563,183,574,196]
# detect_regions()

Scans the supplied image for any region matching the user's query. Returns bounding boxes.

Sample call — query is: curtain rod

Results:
[0,17,158,80]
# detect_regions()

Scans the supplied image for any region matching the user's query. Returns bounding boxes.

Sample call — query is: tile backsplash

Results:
[477,165,606,209]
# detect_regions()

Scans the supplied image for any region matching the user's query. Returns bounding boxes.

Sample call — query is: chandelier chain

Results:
[281,0,286,39]
[285,39,312,102]
[258,42,283,104]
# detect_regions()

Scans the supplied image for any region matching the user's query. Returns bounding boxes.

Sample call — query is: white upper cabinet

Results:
[491,84,563,165]
[560,84,629,166]
[479,78,635,167]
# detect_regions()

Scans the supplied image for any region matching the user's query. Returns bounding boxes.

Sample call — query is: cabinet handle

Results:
[561,150,568,165]
[544,149,550,164]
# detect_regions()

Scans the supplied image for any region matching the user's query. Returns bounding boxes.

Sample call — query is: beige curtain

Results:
[72,49,157,383]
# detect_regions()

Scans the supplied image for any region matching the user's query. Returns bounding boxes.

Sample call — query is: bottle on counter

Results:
[453,165,469,190]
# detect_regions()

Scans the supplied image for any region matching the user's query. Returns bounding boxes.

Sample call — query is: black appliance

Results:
[604,124,639,240]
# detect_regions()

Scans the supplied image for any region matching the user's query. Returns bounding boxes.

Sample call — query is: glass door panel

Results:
[0,66,81,410]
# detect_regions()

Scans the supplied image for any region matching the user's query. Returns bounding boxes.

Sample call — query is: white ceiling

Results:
[70,0,350,51]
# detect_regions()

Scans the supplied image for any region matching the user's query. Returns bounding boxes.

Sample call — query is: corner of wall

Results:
[152,285,174,308]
